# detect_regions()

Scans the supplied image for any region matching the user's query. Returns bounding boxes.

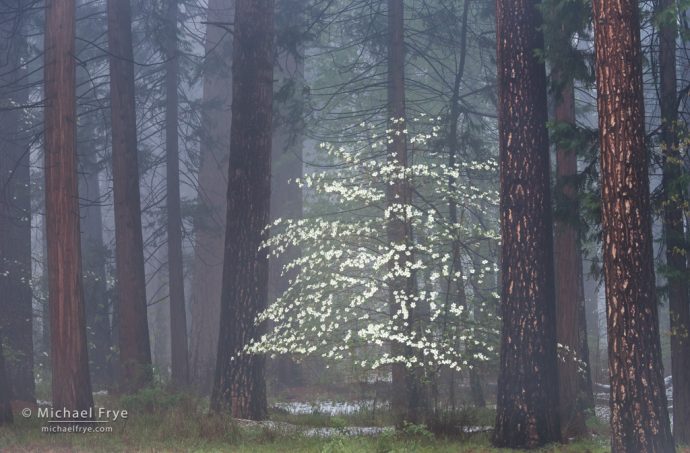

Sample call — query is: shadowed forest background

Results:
[0,0,689,451]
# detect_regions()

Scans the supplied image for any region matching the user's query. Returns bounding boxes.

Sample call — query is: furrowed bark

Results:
[211,0,274,420]
[44,0,94,414]
[493,0,561,447]
[591,0,675,450]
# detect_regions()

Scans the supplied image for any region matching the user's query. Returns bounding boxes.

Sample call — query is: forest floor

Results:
[0,387,668,452]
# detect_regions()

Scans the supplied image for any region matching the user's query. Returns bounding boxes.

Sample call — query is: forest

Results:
[0,0,688,451]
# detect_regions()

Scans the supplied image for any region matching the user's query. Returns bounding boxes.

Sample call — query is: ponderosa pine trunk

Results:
[107,0,153,392]
[493,0,560,447]
[189,0,233,396]
[0,14,35,403]
[44,0,94,414]
[553,78,591,439]
[659,0,690,444]
[591,0,675,450]
[165,0,189,388]
[211,0,273,420]
[386,0,423,427]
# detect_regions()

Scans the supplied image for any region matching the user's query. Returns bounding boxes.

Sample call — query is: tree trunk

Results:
[386,0,423,427]
[591,0,675,450]
[108,0,153,392]
[165,0,189,389]
[553,78,590,439]
[211,0,274,420]
[44,0,94,414]
[0,16,35,403]
[493,0,560,447]
[78,152,112,390]
[658,0,690,443]
[189,0,233,396]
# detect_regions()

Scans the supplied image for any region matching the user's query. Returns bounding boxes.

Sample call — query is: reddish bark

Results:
[591,0,675,450]
[553,79,590,439]
[44,0,94,414]
[107,0,153,392]
[493,0,560,447]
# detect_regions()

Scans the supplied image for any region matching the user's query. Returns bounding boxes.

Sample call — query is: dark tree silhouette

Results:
[165,0,189,389]
[189,0,234,396]
[107,0,153,392]
[591,0,674,450]
[493,0,560,447]
[44,0,94,414]
[211,0,274,420]
[658,0,690,444]
[386,0,426,427]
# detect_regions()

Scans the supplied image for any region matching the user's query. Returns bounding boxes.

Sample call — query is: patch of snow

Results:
[303,426,394,437]
[273,400,387,416]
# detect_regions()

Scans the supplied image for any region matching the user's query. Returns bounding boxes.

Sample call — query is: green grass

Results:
[0,389,614,452]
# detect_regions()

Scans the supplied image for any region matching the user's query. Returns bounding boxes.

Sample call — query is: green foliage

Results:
[539,0,594,87]
[119,386,191,414]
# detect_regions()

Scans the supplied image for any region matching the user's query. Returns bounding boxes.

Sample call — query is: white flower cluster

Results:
[248,119,501,373]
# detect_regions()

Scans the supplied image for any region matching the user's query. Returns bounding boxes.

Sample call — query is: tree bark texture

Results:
[165,0,189,389]
[189,0,233,396]
[592,0,675,450]
[493,0,561,447]
[0,14,35,403]
[107,0,153,392]
[211,0,274,420]
[553,79,591,439]
[44,0,94,413]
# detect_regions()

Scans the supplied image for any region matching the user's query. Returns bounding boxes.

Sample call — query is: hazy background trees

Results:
[0,0,688,450]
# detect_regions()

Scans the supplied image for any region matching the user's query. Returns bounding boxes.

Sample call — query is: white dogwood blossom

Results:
[247,120,500,373]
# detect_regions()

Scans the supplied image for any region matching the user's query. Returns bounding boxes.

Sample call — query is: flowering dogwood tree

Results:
[249,120,501,377]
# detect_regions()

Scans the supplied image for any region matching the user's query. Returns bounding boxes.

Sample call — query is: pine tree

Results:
[493,0,561,447]
[591,0,675,450]
[658,0,690,443]
[189,0,234,396]
[211,0,274,420]
[107,0,153,392]
[44,0,94,414]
